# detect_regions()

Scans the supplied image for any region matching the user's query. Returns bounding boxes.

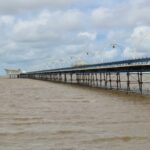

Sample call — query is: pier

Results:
[20,58,150,94]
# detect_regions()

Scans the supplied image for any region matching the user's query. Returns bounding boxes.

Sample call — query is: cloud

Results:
[0,0,150,75]
[0,0,74,14]
[91,0,150,29]
[13,10,84,42]
[78,32,97,40]
[0,9,87,74]
[123,26,150,58]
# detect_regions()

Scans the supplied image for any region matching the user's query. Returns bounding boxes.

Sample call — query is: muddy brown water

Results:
[0,78,150,150]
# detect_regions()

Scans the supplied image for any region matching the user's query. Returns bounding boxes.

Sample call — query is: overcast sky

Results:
[0,0,150,74]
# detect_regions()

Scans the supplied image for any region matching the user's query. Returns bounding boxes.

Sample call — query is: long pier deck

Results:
[20,58,150,94]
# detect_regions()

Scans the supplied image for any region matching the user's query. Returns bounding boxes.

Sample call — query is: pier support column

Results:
[109,72,112,89]
[96,73,98,87]
[138,72,143,94]
[64,73,67,83]
[85,73,88,85]
[88,73,90,86]
[104,72,108,88]
[70,73,72,83]
[91,73,94,87]
[59,73,62,82]
[116,72,121,90]
[50,73,52,80]
[76,73,79,84]
[100,73,102,87]
[90,73,93,86]
[127,72,130,93]
[82,73,85,84]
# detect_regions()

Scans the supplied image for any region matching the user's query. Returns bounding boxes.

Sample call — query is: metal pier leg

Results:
[53,73,54,81]
[59,73,61,82]
[127,72,130,93]
[119,73,121,89]
[106,73,108,88]
[57,73,59,81]
[91,73,94,86]
[89,73,91,86]
[50,74,52,81]
[54,73,56,81]
[51,74,53,81]
[92,73,94,86]
[78,73,80,84]
[84,73,86,84]
[54,73,57,82]
[87,73,89,85]
[96,73,98,87]
[87,73,90,85]
[86,73,88,85]
[104,72,108,88]
[116,72,119,90]
[88,73,90,86]
[90,73,93,86]
[109,72,112,89]
[80,73,82,84]
[100,73,102,87]
[53,73,55,81]
[77,73,79,84]
[56,73,58,81]
[79,73,81,84]
[70,73,73,83]
[103,73,105,88]
[93,73,95,87]
[81,73,83,84]
[64,73,67,83]
[76,73,79,84]
[117,72,121,90]
[82,73,85,84]
[138,72,143,94]
[78,73,81,84]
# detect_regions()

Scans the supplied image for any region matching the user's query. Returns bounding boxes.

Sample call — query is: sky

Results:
[0,0,150,74]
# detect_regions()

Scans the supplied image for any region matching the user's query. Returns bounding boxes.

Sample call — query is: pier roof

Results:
[25,57,150,74]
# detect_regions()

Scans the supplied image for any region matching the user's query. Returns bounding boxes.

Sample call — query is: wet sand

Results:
[0,78,150,150]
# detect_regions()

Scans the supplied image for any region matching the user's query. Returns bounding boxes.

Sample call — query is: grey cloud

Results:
[0,0,74,14]
[12,10,84,42]
[91,0,150,29]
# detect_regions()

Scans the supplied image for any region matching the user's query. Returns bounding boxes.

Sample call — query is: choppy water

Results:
[0,78,150,150]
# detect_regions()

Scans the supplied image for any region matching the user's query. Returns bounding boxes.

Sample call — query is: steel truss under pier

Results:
[20,58,150,94]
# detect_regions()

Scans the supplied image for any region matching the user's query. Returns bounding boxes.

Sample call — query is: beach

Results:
[0,78,150,150]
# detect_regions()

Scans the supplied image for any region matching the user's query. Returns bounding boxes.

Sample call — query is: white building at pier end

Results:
[5,69,22,78]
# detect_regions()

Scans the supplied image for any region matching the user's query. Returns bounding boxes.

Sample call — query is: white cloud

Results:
[91,7,114,28]
[123,26,150,58]
[91,0,150,29]
[0,15,14,25]
[13,10,84,43]
[78,32,97,40]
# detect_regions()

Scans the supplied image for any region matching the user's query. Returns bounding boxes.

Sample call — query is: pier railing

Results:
[20,58,150,95]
